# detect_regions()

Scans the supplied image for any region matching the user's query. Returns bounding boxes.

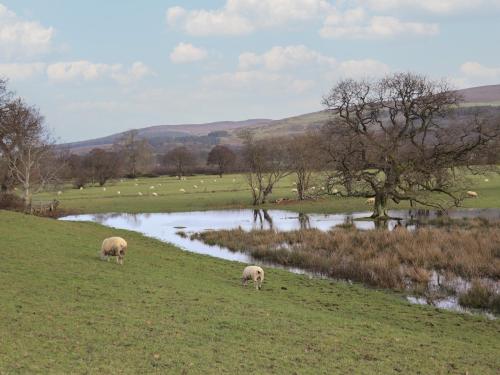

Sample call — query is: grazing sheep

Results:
[102,187,106,191]
[242,266,265,290]
[117,191,121,195]
[466,191,478,198]
[193,185,198,189]
[291,188,298,193]
[232,179,236,183]
[57,191,62,195]
[134,183,138,186]
[150,186,155,189]
[484,179,489,182]
[79,187,83,190]
[179,188,186,193]
[214,179,217,182]
[152,192,158,196]
[200,180,204,183]
[331,188,338,194]
[100,237,127,265]
[138,192,143,196]
[366,197,375,205]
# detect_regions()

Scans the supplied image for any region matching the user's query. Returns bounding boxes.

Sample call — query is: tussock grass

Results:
[192,222,500,297]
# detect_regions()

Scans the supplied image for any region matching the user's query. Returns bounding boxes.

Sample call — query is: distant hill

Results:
[61,119,272,154]
[61,84,500,154]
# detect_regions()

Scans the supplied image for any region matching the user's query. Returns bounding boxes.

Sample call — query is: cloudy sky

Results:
[1,0,500,142]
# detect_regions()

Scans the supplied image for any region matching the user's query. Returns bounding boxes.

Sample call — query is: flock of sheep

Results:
[100,236,265,290]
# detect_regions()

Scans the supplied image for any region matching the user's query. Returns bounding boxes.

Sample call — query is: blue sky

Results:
[1,0,499,142]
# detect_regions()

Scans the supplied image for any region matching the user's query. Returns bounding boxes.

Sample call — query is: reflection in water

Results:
[298,212,311,230]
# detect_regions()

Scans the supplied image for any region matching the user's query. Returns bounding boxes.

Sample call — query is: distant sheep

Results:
[242,266,265,290]
[193,185,198,189]
[179,188,186,193]
[152,192,158,196]
[138,192,143,196]
[200,180,204,183]
[366,197,375,205]
[57,191,62,195]
[291,188,298,193]
[100,237,127,265]
[117,191,121,195]
[79,187,83,190]
[232,179,236,183]
[466,191,478,198]
[484,179,489,182]
[102,187,106,191]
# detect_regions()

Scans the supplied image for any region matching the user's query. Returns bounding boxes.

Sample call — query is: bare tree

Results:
[207,145,236,177]
[163,146,195,179]
[322,72,497,218]
[287,133,323,200]
[242,132,290,205]
[86,148,122,186]
[113,130,153,178]
[0,99,61,210]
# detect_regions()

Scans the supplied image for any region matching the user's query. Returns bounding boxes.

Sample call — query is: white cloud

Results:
[0,62,45,80]
[202,70,315,94]
[238,45,335,71]
[460,62,500,79]
[0,3,54,59]
[166,0,331,36]
[204,45,390,95]
[170,42,207,63]
[320,7,439,39]
[336,59,390,78]
[46,60,151,83]
[362,0,500,14]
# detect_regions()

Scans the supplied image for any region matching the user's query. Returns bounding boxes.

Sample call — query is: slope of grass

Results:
[0,210,499,374]
[33,171,500,215]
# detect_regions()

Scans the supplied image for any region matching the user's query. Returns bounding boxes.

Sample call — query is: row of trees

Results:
[242,73,499,217]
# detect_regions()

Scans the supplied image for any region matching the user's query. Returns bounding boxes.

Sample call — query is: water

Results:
[61,208,499,316]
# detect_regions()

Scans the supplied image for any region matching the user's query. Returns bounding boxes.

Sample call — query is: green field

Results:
[1,210,499,374]
[33,171,500,215]
[1,170,498,373]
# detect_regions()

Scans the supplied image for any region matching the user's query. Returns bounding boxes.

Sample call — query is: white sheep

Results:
[117,191,121,195]
[466,191,478,198]
[79,187,83,190]
[102,187,106,191]
[100,237,127,265]
[57,191,62,195]
[200,180,204,183]
[331,188,338,194]
[138,192,143,196]
[366,197,375,205]
[242,266,265,290]
[232,179,236,183]
[291,188,298,193]
[134,183,138,186]
[179,188,186,193]
[193,185,198,189]
[484,179,489,182]
[152,192,158,196]
[150,186,155,189]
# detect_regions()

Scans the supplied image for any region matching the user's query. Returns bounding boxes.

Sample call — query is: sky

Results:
[1,0,500,142]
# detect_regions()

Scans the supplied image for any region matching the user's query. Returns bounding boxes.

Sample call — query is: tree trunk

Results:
[23,184,32,212]
[371,193,389,219]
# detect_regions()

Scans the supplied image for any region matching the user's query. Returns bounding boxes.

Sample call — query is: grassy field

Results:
[1,210,499,374]
[33,171,500,215]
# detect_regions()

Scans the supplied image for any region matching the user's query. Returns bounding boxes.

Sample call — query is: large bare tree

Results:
[322,72,497,218]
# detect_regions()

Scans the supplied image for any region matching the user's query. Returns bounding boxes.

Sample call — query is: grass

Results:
[33,170,500,215]
[1,210,499,374]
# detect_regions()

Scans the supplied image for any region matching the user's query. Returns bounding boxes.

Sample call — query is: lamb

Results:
[466,191,478,198]
[242,265,265,290]
[100,237,127,265]
[366,197,375,205]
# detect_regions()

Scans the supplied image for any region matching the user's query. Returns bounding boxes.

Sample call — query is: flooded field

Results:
[61,208,500,316]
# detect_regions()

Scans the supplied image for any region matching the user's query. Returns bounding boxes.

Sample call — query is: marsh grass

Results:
[192,221,500,309]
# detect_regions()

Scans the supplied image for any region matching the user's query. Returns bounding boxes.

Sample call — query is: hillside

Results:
[62,84,500,154]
